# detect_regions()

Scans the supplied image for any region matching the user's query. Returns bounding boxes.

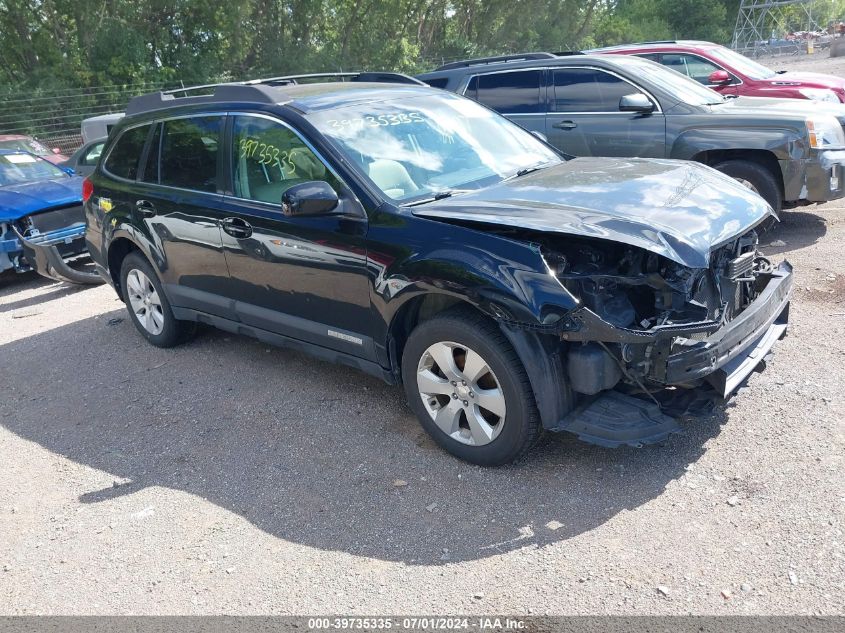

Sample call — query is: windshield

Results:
[305,92,561,202]
[0,153,67,186]
[613,56,726,106]
[708,46,776,80]
[0,138,53,156]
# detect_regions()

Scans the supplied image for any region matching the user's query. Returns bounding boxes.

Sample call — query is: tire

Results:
[713,159,783,213]
[119,251,195,348]
[401,307,541,466]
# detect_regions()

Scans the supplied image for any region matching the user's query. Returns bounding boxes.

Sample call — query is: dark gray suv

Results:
[418,52,845,213]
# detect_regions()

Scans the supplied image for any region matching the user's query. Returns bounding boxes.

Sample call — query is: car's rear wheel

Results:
[713,159,783,213]
[401,307,540,466]
[120,251,195,348]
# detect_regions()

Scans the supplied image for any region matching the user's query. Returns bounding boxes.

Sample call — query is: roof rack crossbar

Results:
[244,72,426,86]
[435,52,557,71]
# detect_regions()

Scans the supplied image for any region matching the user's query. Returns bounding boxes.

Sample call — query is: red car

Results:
[592,40,845,103]
[0,135,69,164]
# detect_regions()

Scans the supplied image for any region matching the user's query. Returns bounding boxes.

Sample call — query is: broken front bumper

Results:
[559,261,793,397]
[12,223,102,284]
[664,262,792,395]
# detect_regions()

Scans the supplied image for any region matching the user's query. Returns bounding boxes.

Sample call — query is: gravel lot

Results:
[1,57,844,616]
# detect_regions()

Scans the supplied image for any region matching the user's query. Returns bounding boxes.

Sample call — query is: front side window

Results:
[231,116,336,204]
[104,124,151,180]
[159,116,222,192]
[661,54,724,85]
[470,70,542,114]
[306,92,561,202]
[553,68,645,112]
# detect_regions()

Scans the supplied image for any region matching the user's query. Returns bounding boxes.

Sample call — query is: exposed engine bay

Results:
[541,228,770,333]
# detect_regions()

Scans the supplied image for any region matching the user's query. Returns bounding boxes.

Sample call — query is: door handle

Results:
[221,217,253,239]
[135,200,157,218]
[552,120,578,130]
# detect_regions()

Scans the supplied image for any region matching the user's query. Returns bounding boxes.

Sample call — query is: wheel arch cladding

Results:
[107,237,140,295]
[690,148,784,193]
[499,324,575,429]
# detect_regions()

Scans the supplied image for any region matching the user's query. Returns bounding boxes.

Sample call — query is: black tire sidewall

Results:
[714,160,783,213]
[401,312,538,466]
[120,252,185,348]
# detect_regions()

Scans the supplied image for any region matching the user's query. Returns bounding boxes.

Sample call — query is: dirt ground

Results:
[1,56,844,616]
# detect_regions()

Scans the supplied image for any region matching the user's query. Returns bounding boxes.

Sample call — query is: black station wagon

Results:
[84,74,793,465]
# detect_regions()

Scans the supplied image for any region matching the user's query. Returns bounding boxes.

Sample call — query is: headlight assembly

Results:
[798,88,842,103]
[807,115,845,150]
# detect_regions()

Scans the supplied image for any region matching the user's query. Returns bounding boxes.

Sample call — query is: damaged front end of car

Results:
[1,205,100,284]
[532,227,792,446]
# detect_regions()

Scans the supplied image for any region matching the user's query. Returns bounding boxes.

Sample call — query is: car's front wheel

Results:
[713,159,783,213]
[402,307,540,466]
[120,251,195,348]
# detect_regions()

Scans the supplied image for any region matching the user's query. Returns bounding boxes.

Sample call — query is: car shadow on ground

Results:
[0,270,97,314]
[761,209,827,257]
[0,310,730,565]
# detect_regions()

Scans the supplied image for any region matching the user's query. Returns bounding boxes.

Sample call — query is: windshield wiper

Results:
[506,161,551,180]
[404,189,468,207]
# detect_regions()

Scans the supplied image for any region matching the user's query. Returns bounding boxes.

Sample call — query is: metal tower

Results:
[732,0,823,53]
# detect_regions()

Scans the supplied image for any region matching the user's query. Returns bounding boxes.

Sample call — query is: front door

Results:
[217,114,374,360]
[545,67,666,158]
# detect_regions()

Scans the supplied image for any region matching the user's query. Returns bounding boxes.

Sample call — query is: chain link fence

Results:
[0,82,179,155]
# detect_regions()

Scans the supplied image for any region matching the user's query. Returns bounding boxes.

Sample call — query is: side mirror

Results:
[708,70,731,85]
[52,147,62,154]
[619,93,655,113]
[282,181,339,217]
[61,166,75,176]
[530,130,549,143]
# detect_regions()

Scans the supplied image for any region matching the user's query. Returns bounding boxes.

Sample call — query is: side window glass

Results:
[160,116,221,192]
[232,116,337,204]
[142,124,161,183]
[103,125,150,180]
[82,142,104,166]
[553,68,644,112]
[474,71,541,114]
[636,53,661,62]
[684,55,726,84]
[465,76,478,101]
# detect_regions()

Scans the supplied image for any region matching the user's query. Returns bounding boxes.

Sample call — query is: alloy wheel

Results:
[416,341,506,446]
[125,269,165,336]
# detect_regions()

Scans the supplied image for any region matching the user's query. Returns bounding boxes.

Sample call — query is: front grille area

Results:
[24,204,85,235]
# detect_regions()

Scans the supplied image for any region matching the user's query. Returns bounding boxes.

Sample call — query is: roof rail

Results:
[125,72,426,116]
[127,84,283,115]
[552,51,585,56]
[244,72,426,86]
[434,52,557,72]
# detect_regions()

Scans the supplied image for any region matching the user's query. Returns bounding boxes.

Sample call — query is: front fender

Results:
[376,230,579,329]
[669,127,804,161]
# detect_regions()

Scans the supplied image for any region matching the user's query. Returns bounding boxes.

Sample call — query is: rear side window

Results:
[104,125,150,180]
[424,77,449,89]
[553,68,644,112]
[159,116,222,192]
[469,70,542,114]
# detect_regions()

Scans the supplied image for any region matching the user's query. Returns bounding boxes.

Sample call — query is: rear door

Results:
[132,115,234,318]
[545,67,666,158]
[464,69,546,136]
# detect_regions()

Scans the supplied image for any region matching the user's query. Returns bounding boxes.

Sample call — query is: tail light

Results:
[82,177,94,202]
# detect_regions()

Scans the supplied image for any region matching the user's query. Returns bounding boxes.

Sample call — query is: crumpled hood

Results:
[0,176,83,223]
[412,158,773,269]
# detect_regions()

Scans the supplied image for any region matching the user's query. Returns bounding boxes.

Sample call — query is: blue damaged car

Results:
[0,149,100,283]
